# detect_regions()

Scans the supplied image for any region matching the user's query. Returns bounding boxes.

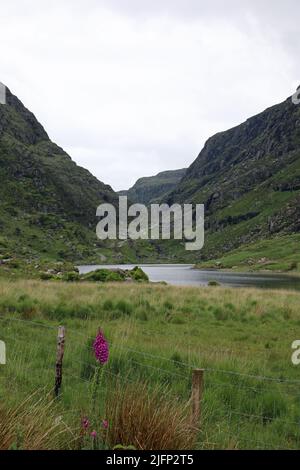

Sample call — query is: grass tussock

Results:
[0,392,73,450]
[105,381,197,450]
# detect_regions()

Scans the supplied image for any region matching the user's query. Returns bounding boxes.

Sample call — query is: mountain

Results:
[119,169,186,204]
[0,85,121,263]
[2,85,300,272]
[167,96,300,270]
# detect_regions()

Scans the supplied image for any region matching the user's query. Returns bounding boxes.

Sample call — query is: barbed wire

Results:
[204,367,300,384]
[227,409,300,427]
[0,311,284,356]
[2,338,300,448]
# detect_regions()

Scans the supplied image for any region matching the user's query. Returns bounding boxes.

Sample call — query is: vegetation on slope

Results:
[196,233,300,273]
[119,168,186,204]
[167,97,300,265]
[0,87,138,264]
[1,87,300,269]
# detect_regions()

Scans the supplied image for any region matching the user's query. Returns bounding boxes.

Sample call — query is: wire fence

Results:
[0,315,300,449]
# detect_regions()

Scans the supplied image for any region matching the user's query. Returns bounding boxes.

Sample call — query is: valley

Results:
[1,85,300,451]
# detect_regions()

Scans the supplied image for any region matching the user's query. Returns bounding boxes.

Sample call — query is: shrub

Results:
[82,269,127,283]
[115,300,133,316]
[45,303,94,320]
[103,299,114,311]
[39,272,54,281]
[130,267,149,282]
[163,300,174,311]
[62,272,80,282]
[106,272,124,282]
[82,269,111,282]
[170,352,185,370]
[208,280,220,287]
[289,261,298,271]
[16,296,38,319]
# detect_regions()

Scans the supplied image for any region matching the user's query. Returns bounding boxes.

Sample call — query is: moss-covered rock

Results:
[80,267,149,284]
[129,266,149,282]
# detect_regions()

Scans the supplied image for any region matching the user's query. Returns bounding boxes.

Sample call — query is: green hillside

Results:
[0,86,182,268]
[0,86,122,263]
[167,96,300,270]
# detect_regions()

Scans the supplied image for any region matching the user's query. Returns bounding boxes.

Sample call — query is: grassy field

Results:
[0,279,300,449]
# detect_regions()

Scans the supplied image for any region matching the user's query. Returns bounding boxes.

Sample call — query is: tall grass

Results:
[105,381,196,450]
[1,279,300,449]
[0,392,74,450]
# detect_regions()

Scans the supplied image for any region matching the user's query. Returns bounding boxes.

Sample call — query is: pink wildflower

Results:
[90,431,97,439]
[81,417,90,430]
[102,419,109,430]
[93,329,109,365]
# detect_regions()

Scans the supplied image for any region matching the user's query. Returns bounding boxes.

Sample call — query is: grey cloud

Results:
[0,1,299,190]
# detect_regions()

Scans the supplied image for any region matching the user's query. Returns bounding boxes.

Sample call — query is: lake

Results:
[78,264,300,291]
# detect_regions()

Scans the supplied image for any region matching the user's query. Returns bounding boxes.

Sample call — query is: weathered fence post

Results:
[54,326,65,398]
[190,368,204,429]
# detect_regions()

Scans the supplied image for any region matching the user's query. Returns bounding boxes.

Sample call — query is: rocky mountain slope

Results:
[167,96,300,268]
[119,168,186,204]
[0,86,121,263]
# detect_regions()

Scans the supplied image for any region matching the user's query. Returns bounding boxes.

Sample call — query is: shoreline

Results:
[193,264,300,277]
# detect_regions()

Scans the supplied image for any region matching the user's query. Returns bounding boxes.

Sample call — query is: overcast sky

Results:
[1,0,299,190]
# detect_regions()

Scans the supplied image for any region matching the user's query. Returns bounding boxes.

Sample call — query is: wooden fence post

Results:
[54,326,65,398]
[191,368,204,429]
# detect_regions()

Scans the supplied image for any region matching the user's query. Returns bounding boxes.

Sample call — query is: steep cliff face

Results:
[119,169,186,204]
[0,86,118,261]
[167,97,300,259]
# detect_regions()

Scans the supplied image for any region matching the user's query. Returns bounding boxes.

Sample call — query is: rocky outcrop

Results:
[167,96,300,259]
[0,86,118,261]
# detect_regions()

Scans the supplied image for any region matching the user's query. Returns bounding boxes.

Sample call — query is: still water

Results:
[78,264,300,291]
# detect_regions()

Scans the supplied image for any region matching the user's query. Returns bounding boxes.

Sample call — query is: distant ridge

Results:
[119,168,186,204]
